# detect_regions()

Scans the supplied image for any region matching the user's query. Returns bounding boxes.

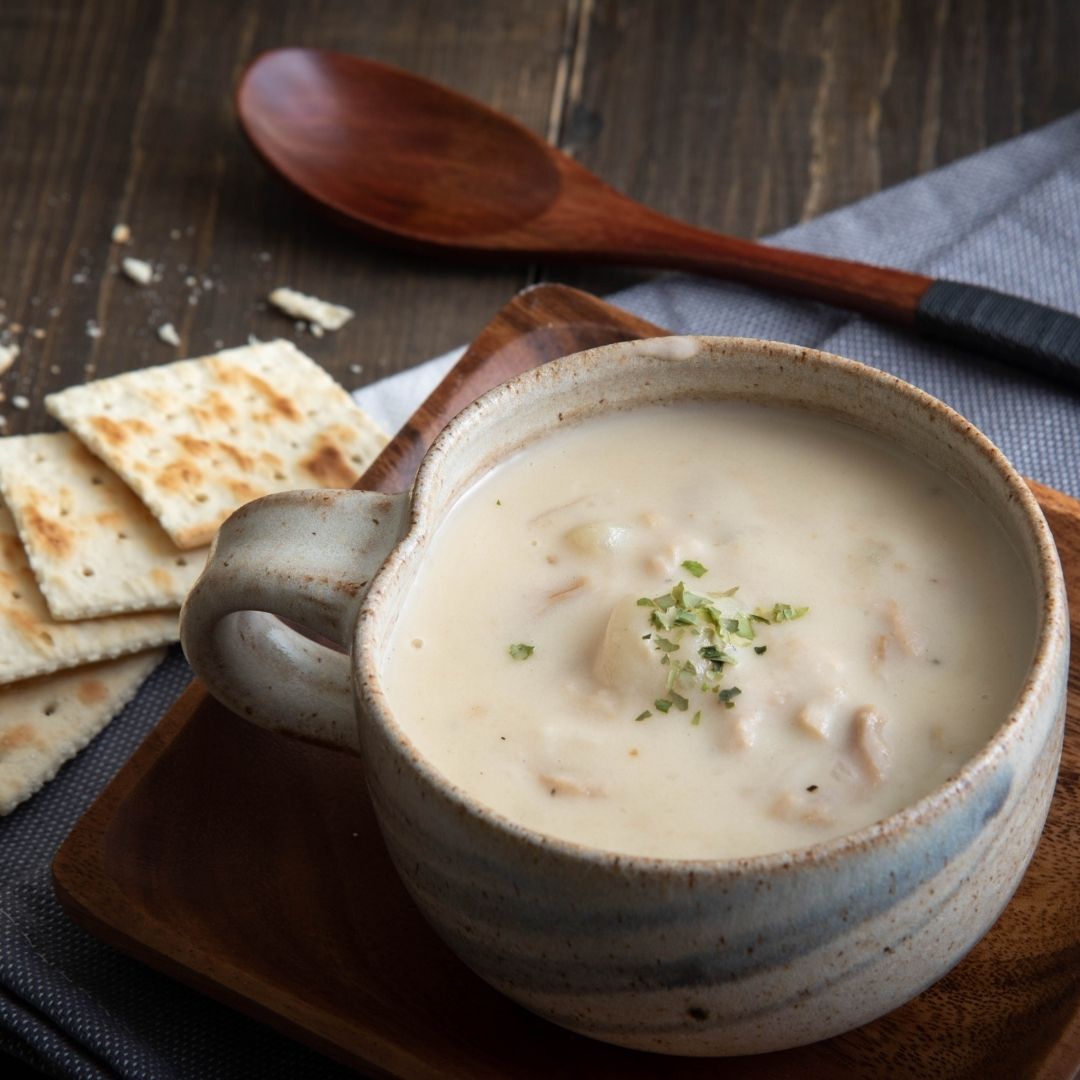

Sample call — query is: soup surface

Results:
[383,402,1035,859]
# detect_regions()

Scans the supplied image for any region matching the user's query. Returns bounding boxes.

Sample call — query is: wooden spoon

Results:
[237,47,1080,388]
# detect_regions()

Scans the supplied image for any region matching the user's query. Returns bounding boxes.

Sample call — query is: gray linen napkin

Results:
[2,112,1079,1079]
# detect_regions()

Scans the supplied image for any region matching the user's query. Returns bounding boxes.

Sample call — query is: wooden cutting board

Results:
[53,285,1080,1079]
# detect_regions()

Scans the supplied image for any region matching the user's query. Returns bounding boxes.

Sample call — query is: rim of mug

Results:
[355,335,1068,875]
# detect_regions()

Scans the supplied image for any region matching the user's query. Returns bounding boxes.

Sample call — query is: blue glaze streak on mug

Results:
[412,765,1014,996]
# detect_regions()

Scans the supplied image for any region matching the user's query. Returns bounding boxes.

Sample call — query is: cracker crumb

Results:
[12,395,29,410]
[268,287,353,331]
[85,320,101,340]
[310,323,325,338]
[157,322,180,347]
[170,228,182,240]
[9,322,22,334]
[0,343,19,376]
[348,363,363,375]
[49,364,61,375]
[31,328,45,340]
[122,257,154,286]
[111,223,132,244]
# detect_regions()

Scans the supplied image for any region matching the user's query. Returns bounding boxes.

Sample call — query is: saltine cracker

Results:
[0,649,164,814]
[46,339,387,549]
[0,504,177,683]
[0,432,207,620]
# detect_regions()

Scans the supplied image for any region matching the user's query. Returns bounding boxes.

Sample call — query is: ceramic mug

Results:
[180,337,1069,1056]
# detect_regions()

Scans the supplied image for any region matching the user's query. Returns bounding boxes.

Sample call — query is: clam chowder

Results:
[383,402,1035,859]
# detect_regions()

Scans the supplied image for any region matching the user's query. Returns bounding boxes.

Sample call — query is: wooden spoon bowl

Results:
[239,49,562,244]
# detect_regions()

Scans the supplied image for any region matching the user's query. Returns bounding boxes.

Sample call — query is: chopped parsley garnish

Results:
[508,643,535,660]
[634,710,652,722]
[681,559,708,578]
[632,581,808,722]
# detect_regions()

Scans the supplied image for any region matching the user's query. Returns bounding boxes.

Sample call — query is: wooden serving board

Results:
[54,285,1080,1079]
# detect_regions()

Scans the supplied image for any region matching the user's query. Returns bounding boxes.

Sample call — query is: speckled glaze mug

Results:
[180,337,1069,1056]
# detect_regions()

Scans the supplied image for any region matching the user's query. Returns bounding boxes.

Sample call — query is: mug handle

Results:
[179,488,411,752]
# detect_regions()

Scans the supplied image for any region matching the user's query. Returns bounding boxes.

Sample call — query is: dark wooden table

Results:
[2,0,1079,432]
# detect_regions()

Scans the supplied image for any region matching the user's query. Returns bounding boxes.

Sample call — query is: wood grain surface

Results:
[54,285,1080,1079]
[2,0,1079,429]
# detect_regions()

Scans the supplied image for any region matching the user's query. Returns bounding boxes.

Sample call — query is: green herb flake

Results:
[654,636,680,653]
[634,710,652,722]
[669,690,690,711]
[654,698,673,713]
[681,559,708,578]
[691,710,702,726]
[699,644,734,670]
[754,645,767,655]
[496,499,502,506]
[765,603,810,624]
[718,686,742,705]
[508,643,535,661]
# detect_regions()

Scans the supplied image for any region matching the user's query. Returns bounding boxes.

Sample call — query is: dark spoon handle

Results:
[604,214,1080,391]
[914,280,1080,389]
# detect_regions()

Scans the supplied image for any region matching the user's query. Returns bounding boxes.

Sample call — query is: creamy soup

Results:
[383,403,1035,859]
